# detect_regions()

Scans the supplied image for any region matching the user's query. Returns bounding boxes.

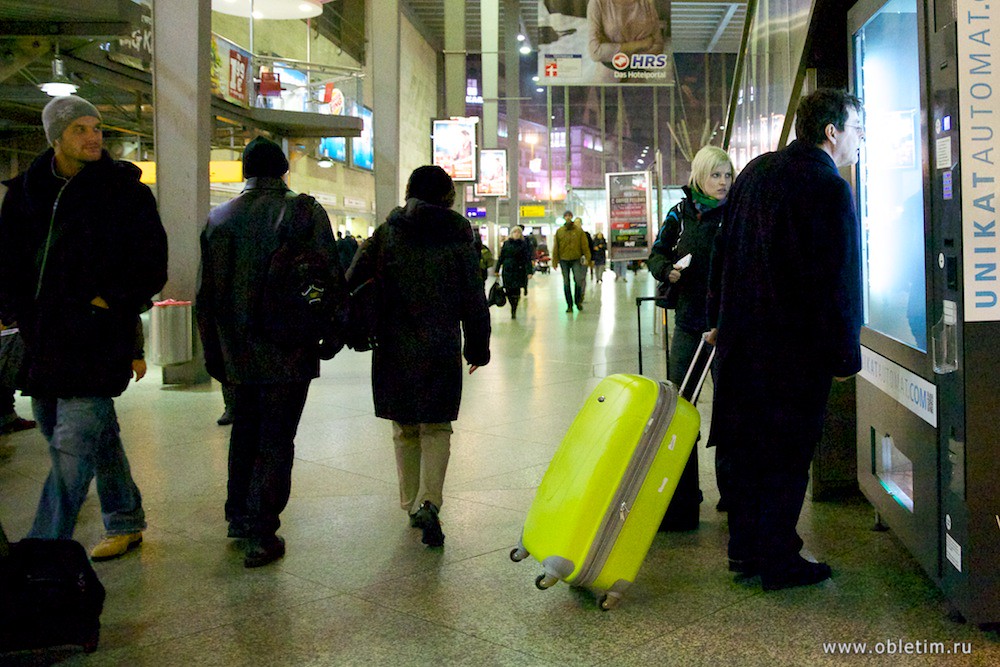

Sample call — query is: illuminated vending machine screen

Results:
[853,0,927,352]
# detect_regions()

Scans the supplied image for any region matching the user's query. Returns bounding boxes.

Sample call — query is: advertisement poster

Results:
[210,35,252,108]
[475,149,508,197]
[606,171,652,260]
[537,0,673,86]
[351,106,374,171]
[432,118,478,182]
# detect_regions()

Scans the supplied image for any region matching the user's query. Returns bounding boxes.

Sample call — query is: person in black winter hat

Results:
[345,165,491,548]
[197,135,347,568]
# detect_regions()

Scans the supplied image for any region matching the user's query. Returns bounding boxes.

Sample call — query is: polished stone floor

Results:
[2,268,998,666]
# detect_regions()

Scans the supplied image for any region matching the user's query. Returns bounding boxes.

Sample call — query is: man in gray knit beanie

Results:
[0,90,167,563]
[41,94,102,147]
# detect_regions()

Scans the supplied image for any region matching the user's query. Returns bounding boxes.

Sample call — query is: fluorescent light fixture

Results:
[39,57,78,97]
[211,0,322,19]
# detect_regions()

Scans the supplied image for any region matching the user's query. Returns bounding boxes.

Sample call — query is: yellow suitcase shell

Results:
[513,373,700,609]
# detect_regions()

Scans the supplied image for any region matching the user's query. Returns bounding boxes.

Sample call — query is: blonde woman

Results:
[647,144,734,531]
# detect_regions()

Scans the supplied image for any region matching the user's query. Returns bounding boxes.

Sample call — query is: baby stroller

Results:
[534,249,551,274]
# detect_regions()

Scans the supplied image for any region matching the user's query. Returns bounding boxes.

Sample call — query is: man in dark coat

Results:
[197,136,347,567]
[346,165,491,548]
[707,89,864,590]
[0,95,167,559]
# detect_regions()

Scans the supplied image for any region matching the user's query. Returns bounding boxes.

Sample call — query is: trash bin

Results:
[150,299,193,366]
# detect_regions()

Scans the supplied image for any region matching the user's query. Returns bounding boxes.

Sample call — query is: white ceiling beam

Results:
[706,3,739,52]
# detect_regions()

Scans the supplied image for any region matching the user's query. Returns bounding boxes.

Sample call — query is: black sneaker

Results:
[217,410,235,426]
[761,558,831,590]
[243,535,285,568]
[412,501,445,547]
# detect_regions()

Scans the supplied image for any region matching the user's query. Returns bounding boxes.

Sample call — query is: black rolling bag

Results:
[0,522,106,655]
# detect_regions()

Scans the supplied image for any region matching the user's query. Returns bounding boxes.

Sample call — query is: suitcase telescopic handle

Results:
[679,337,716,404]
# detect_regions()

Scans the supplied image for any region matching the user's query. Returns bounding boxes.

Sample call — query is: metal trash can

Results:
[150,299,193,366]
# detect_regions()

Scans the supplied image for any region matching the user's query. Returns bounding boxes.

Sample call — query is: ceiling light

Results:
[519,45,531,55]
[317,158,334,168]
[536,87,543,93]
[211,0,323,20]
[531,75,539,82]
[517,34,526,42]
[39,56,78,97]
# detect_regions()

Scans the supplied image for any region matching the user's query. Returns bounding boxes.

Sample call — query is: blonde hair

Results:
[509,226,523,240]
[689,145,734,193]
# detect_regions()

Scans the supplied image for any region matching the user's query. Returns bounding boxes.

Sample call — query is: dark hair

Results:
[563,210,573,217]
[406,165,456,207]
[794,89,863,146]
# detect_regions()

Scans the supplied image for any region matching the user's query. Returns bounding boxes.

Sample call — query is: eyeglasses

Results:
[842,123,865,134]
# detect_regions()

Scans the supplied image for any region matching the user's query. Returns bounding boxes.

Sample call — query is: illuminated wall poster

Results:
[476,149,508,197]
[351,106,374,171]
[432,118,478,182]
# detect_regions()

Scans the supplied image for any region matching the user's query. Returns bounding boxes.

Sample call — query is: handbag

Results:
[487,280,507,308]
[655,280,678,309]
[0,328,26,389]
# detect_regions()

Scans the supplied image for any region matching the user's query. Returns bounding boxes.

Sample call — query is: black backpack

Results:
[260,193,339,352]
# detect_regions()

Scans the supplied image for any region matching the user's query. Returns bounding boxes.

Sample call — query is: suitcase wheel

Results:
[598,593,621,611]
[534,573,558,590]
[509,547,529,563]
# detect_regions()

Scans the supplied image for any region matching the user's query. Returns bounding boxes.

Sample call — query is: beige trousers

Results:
[392,421,452,514]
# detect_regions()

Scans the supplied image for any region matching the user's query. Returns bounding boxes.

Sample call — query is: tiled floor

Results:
[2,269,998,666]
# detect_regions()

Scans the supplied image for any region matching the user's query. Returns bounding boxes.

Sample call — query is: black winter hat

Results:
[242,136,288,178]
[405,165,455,207]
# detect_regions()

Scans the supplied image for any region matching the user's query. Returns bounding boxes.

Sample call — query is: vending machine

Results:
[849,0,1000,624]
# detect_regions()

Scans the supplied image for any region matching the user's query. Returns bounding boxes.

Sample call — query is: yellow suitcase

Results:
[511,344,712,609]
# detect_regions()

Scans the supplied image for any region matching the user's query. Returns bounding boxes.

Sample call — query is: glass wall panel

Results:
[728,0,814,169]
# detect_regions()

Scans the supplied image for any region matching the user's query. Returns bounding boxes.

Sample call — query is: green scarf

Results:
[691,185,721,211]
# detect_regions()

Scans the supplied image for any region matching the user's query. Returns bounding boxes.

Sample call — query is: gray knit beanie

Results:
[42,95,102,146]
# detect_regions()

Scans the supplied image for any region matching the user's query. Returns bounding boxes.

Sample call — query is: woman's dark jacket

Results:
[0,149,167,397]
[647,185,724,334]
[495,237,534,291]
[346,198,491,424]
[196,177,346,385]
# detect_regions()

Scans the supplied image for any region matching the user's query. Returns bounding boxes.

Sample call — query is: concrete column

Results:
[152,0,211,385]
[444,0,466,215]
[503,0,521,228]
[444,0,466,116]
[372,0,401,222]
[481,0,499,246]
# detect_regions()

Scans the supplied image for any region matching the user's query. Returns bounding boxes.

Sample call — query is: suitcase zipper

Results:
[573,381,678,588]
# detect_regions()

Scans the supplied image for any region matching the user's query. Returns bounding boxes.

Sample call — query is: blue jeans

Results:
[559,260,587,308]
[28,397,145,539]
